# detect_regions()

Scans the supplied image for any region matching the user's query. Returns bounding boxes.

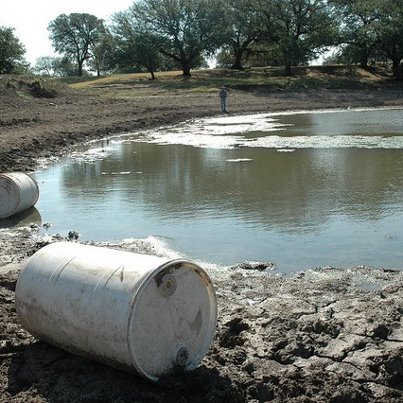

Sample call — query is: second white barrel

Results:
[15,242,217,381]
[0,172,39,218]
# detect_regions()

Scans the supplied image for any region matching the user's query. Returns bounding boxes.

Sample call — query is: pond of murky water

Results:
[31,107,403,273]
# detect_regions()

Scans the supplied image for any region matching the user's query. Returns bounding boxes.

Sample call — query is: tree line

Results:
[1,0,403,79]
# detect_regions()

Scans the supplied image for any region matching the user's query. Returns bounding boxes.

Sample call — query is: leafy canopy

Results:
[124,0,227,76]
[48,13,105,76]
[0,26,26,74]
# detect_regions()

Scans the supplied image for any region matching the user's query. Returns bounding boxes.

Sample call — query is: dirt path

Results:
[0,82,403,402]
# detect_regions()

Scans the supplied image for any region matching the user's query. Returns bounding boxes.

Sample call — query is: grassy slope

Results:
[1,65,399,103]
[67,65,397,99]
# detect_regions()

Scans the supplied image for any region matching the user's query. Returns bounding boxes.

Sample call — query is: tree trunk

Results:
[232,51,244,70]
[285,60,292,76]
[360,58,368,69]
[77,59,83,77]
[182,64,191,78]
[360,48,369,69]
[149,69,156,80]
[392,58,402,80]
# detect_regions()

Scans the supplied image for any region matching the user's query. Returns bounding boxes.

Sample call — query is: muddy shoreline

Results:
[1,84,403,172]
[1,85,403,401]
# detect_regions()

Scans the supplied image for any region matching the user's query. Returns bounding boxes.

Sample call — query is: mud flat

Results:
[0,82,403,401]
[0,228,402,402]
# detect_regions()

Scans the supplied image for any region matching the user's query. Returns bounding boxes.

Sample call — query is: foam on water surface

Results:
[119,108,403,150]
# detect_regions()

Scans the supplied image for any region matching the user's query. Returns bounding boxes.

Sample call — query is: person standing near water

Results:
[219,86,228,113]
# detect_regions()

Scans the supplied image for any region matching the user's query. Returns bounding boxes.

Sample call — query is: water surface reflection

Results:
[34,109,403,272]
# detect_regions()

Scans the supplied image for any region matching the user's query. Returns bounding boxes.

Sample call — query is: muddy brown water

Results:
[28,107,403,273]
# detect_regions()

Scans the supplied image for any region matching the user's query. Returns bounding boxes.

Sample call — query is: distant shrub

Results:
[5,77,58,98]
[5,78,18,90]
[28,79,58,98]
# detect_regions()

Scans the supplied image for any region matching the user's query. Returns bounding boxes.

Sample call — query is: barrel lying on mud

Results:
[0,172,39,219]
[15,242,217,381]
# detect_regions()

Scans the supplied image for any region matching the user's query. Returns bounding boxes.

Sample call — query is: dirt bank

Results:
[0,78,403,402]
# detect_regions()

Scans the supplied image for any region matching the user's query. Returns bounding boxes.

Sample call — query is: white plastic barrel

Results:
[15,242,217,381]
[0,172,39,219]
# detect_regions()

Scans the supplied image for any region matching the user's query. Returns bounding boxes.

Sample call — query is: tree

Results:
[87,27,115,77]
[0,26,27,74]
[124,33,162,79]
[222,0,262,70]
[127,0,227,77]
[266,0,338,75]
[33,56,76,77]
[329,0,382,68]
[215,49,234,68]
[48,13,105,76]
[111,12,166,79]
[375,0,403,79]
[33,56,58,76]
